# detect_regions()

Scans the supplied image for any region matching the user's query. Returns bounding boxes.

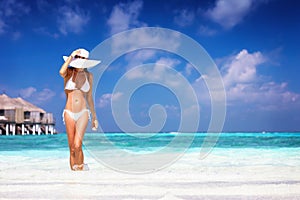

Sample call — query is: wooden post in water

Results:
[12,124,15,135]
[21,124,25,135]
[37,124,41,135]
[6,124,9,136]
[50,125,54,135]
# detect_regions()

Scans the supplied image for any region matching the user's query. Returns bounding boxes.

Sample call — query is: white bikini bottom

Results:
[62,109,91,124]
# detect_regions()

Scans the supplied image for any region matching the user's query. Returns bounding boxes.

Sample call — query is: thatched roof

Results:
[0,94,46,113]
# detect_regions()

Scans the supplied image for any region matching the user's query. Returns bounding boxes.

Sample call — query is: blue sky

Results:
[0,0,299,132]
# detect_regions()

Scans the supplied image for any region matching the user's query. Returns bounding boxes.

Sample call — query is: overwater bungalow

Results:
[0,94,56,135]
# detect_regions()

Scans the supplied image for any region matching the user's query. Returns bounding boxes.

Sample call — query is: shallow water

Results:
[1,132,300,151]
[0,132,300,166]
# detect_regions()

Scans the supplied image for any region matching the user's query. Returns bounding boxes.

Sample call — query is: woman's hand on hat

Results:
[70,49,81,58]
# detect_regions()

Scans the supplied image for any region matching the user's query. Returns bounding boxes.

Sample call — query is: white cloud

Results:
[156,57,180,68]
[192,49,300,111]
[0,0,30,35]
[98,92,123,108]
[19,87,56,104]
[174,9,195,27]
[184,63,194,76]
[205,0,255,29]
[58,5,89,35]
[125,57,180,81]
[165,104,178,112]
[218,49,299,109]
[165,104,180,117]
[111,27,181,56]
[98,94,111,108]
[20,87,37,98]
[36,88,56,102]
[198,25,217,36]
[129,49,156,62]
[222,49,265,87]
[125,49,157,70]
[0,0,30,17]
[226,80,300,109]
[107,0,145,35]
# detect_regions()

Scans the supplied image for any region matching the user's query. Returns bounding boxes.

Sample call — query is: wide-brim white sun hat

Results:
[63,48,101,69]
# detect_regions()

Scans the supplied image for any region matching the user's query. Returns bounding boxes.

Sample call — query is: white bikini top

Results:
[65,71,90,93]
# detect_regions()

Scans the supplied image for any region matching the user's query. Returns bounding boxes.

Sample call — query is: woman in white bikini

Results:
[59,48,100,171]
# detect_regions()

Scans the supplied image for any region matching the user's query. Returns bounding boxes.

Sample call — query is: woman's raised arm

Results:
[59,49,80,78]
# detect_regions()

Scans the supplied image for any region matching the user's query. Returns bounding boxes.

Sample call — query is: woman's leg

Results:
[64,112,76,170]
[73,111,89,169]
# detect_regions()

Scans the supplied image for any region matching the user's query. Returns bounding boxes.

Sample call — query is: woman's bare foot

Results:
[72,164,89,171]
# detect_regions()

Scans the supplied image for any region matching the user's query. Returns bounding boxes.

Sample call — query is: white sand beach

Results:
[1,148,300,200]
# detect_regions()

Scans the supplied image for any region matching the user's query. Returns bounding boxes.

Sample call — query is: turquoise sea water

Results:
[0,132,299,154]
[1,132,300,171]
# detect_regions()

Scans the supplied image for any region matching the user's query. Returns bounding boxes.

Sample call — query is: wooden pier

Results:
[0,94,56,135]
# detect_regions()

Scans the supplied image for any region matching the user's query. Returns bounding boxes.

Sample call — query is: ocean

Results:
[1,132,300,166]
[1,132,300,149]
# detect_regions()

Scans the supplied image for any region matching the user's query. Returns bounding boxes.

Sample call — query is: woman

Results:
[59,48,100,171]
